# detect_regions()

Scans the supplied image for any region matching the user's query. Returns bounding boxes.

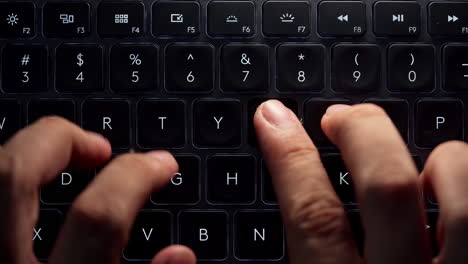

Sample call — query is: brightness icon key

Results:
[262,1,311,36]
[0,2,35,38]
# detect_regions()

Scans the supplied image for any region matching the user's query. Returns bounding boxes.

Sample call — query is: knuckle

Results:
[364,164,419,203]
[282,143,320,166]
[348,104,387,119]
[111,153,157,172]
[70,197,128,241]
[331,104,388,142]
[289,192,347,239]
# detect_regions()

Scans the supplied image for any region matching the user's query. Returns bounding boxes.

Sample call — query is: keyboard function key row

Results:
[2,1,468,38]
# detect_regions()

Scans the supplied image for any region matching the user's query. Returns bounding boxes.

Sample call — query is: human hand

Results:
[0,117,196,264]
[254,100,466,264]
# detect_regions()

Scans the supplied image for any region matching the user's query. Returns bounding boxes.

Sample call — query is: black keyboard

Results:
[0,0,466,262]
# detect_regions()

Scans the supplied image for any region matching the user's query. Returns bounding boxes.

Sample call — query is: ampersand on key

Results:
[240,53,251,65]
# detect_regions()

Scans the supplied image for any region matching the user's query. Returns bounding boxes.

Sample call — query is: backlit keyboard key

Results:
[151,155,200,204]
[276,44,325,92]
[2,45,48,93]
[34,210,62,260]
[221,44,269,92]
[208,1,255,36]
[0,2,35,38]
[43,2,90,38]
[443,45,468,91]
[98,2,145,38]
[387,44,435,92]
[318,1,366,36]
[415,99,463,148]
[179,211,228,260]
[28,99,75,124]
[207,155,256,204]
[165,44,214,93]
[332,44,380,92]
[110,44,158,92]
[40,171,89,204]
[55,44,103,93]
[234,211,284,260]
[82,99,131,149]
[152,1,200,36]
[322,154,356,204]
[429,2,468,36]
[0,99,21,143]
[124,211,172,261]
[137,99,186,148]
[262,1,311,36]
[373,1,420,36]
[193,99,241,147]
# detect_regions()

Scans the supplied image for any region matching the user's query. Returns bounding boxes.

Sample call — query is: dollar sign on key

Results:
[77,53,84,67]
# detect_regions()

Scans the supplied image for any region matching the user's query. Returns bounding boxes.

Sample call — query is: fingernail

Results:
[325,104,351,116]
[260,100,297,127]
[146,151,177,168]
[86,131,110,147]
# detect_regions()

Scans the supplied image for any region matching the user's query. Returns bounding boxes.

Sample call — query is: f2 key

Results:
[0,2,35,38]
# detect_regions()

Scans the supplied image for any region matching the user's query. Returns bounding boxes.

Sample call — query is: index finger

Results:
[254,100,360,264]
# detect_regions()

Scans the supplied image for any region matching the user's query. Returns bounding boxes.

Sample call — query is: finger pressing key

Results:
[321,104,431,264]
[49,151,180,264]
[422,141,468,264]
[254,100,360,264]
[0,117,111,264]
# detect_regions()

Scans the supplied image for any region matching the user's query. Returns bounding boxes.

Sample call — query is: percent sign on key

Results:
[129,54,142,65]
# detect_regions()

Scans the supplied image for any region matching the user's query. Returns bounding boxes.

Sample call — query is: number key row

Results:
[2,43,468,93]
